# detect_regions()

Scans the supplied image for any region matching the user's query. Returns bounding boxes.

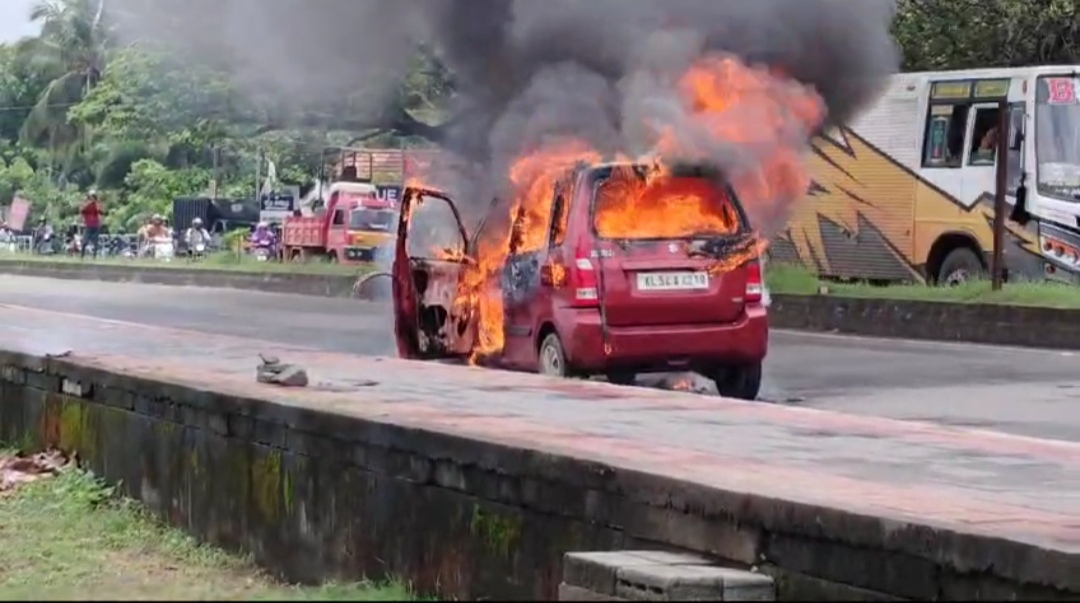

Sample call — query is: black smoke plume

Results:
[110,0,899,232]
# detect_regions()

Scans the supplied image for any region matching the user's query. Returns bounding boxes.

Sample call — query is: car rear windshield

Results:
[590,165,747,240]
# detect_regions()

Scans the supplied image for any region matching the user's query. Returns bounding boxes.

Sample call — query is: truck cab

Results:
[281,181,398,263]
[280,147,407,264]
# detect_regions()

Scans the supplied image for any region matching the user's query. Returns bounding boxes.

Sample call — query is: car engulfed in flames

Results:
[390,53,825,372]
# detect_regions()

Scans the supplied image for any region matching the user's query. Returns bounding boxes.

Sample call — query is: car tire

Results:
[538,333,571,378]
[606,371,636,386]
[937,247,985,286]
[711,362,763,401]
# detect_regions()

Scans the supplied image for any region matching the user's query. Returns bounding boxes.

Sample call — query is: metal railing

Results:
[0,235,33,255]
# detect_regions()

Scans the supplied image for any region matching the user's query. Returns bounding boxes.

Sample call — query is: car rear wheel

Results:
[710,362,762,401]
[538,333,571,378]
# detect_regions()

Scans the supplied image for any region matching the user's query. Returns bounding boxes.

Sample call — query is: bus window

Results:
[922,103,970,168]
[968,106,1002,166]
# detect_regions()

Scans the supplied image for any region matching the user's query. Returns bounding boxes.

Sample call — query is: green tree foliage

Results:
[0,0,455,230]
[894,0,1080,71]
[115,159,210,230]
[16,0,108,162]
[0,0,1075,231]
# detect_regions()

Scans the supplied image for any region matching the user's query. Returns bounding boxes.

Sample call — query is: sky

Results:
[0,0,38,43]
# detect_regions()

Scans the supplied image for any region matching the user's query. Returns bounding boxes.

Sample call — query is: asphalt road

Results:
[2,274,1078,441]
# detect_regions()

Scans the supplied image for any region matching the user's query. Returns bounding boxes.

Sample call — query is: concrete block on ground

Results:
[563,551,774,601]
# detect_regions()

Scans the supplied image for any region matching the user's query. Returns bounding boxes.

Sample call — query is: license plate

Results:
[636,271,709,291]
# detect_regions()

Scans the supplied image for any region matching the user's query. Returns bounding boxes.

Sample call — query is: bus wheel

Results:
[937,248,986,286]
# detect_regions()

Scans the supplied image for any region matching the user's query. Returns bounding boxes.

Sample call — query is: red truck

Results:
[281,148,435,263]
[281,181,395,263]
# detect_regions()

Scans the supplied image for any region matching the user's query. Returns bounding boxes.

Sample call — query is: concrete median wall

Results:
[0,349,1076,600]
[769,294,1080,350]
[0,259,360,298]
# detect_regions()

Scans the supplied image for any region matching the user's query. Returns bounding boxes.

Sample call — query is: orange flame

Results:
[546,261,567,287]
[593,166,741,239]
[464,140,602,361]
[670,378,693,392]
[669,56,824,230]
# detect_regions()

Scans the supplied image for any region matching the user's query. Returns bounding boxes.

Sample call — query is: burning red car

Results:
[391,161,768,400]
[386,54,830,402]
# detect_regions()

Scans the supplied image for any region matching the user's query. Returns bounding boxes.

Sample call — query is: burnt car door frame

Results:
[393,186,472,360]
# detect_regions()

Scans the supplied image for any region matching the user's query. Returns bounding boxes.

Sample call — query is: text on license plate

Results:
[636,271,709,291]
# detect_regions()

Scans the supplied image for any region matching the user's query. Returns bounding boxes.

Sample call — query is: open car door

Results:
[393,186,476,360]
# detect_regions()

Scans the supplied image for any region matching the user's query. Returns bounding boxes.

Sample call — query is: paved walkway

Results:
[1,302,1077,557]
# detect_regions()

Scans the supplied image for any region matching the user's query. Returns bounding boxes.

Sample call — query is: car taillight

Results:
[569,248,599,307]
[745,259,763,303]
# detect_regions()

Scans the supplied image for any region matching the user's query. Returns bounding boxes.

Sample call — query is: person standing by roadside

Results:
[80,190,103,259]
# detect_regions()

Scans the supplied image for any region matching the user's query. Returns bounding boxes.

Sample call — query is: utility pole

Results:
[991,99,1009,291]
[255,149,263,202]
[211,145,220,201]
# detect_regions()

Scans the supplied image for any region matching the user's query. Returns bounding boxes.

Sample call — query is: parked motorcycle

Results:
[147,236,174,261]
[106,235,137,258]
[253,245,273,262]
[34,233,56,255]
[250,236,277,262]
[189,241,208,261]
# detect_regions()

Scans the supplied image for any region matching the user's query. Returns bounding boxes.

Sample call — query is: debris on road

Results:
[46,350,72,359]
[256,353,309,387]
[657,374,716,395]
[0,448,72,495]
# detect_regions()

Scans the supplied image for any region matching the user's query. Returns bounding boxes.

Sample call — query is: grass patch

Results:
[0,251,373,276]
[766,262,1080,309]
[0,461,413,600]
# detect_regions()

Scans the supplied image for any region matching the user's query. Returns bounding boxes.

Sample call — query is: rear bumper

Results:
[556,305,768,373]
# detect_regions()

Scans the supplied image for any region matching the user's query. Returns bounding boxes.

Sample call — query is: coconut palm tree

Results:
[16,0,109,173]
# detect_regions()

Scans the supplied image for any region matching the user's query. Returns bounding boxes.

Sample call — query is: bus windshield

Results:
[1036,75,1080,201]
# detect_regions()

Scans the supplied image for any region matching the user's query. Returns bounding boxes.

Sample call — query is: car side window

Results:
[507,207,528,255]
[405,194,465,259]
[548,193,568,248]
